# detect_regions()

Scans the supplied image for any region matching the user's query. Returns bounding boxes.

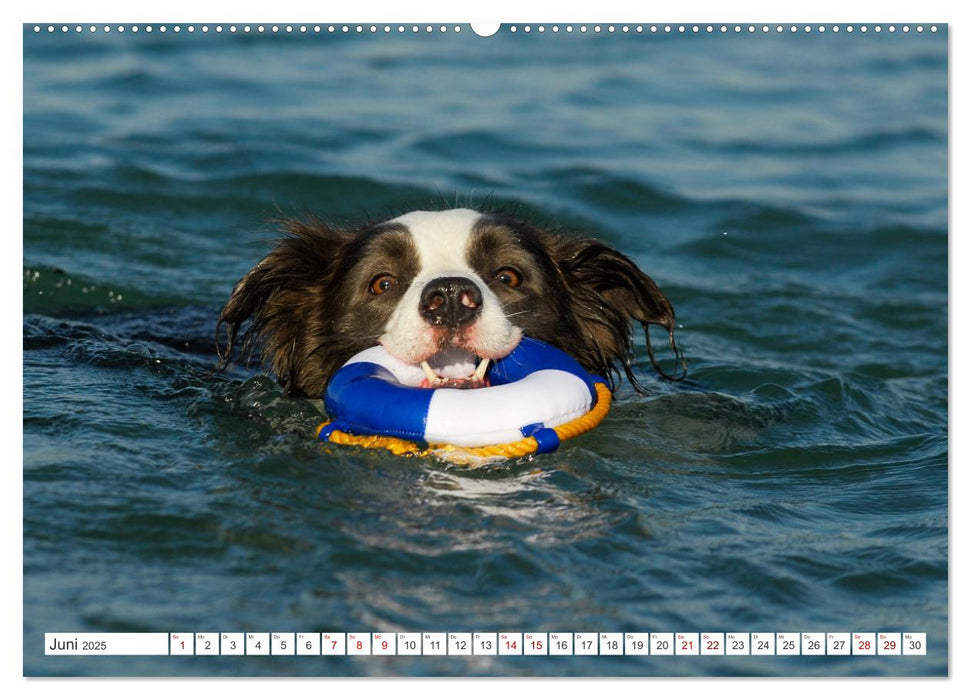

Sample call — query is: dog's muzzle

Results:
[419,276,483,328]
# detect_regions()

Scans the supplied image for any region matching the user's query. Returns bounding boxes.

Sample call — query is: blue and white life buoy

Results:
[316,338,611,458]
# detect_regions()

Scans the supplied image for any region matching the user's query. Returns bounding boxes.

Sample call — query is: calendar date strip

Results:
[45,632,927,657]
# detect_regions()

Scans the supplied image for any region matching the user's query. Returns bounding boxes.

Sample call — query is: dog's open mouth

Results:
[417,347,491,390]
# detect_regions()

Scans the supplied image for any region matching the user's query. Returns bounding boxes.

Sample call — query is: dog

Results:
[216,208,685,398]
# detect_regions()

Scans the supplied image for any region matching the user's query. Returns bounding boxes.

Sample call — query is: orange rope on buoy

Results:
[553,382,613,441]
[316,382,612,462]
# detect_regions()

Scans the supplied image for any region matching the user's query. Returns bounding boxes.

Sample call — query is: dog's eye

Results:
[495,267,522,288]
[369,274,398,295]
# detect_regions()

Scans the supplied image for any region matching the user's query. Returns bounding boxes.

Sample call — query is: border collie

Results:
[216,208,685,397]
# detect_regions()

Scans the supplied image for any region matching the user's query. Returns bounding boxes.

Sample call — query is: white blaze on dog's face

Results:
[380,209,523,386]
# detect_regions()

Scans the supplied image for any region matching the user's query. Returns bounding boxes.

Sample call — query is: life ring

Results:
[315,337,612,461]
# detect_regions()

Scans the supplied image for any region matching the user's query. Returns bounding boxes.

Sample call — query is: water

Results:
[22,25,947,676]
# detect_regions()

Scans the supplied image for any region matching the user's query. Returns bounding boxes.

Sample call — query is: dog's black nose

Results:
[419,276,483,328]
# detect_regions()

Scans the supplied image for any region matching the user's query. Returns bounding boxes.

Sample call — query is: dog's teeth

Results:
[473,357,490,381]
[421,360,440,384]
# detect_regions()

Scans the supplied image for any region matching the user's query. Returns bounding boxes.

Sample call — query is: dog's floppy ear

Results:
[545,235,686,392]
[215,217,350,397]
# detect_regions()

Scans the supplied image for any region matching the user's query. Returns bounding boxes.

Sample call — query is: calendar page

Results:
[21,9,949,679]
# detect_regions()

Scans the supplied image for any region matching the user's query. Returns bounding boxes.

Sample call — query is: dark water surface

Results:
[23,25,947,676]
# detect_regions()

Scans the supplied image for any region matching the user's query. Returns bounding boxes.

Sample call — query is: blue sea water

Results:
[22,24,947,676]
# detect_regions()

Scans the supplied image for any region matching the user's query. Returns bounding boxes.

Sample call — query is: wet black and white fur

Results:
[216,208,684,397]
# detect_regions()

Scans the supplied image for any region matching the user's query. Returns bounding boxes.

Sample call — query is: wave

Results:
[23,265,194,316]
[686,125,942,157]
[539,167,692,214]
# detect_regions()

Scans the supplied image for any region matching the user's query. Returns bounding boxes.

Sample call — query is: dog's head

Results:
[216,208,684,397]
